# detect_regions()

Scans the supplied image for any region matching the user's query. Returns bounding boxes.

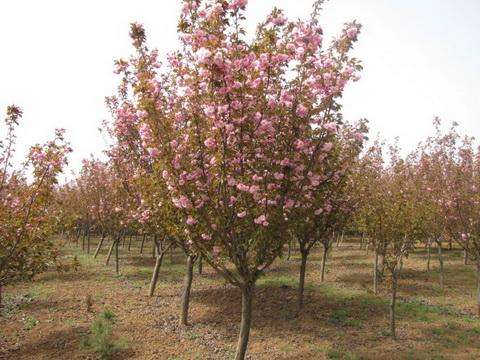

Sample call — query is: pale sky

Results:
[1,0,479,176]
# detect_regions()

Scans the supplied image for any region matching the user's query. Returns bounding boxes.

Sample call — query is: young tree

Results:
[0,106,71,305]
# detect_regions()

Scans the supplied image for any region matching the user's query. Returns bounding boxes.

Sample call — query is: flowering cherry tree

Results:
[110,0,365,357]
[0,106,71,306]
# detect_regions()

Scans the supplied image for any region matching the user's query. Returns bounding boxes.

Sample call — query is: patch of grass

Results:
[80,309,127,359]
[326,346,360,360]
[23,315,39,330]
[328,309,363,328]
[258,274,298,288]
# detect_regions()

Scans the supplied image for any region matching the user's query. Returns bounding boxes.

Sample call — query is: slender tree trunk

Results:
[152,238,156,258]
[105,239,115,265]
[235,284,254,360]
[373,249,379,295]
[0,283,3,309]
[180,255,195,326]
[128,235,132,252]
[426,238,431,272]
[390,269,398,339]
[464,238,469,265]
[115,239,119,275]
[94,232,106,259]
[320,245,328,283]
[82,230,85,252]
[87,229,91,254]
[170,245,174,263]
[297,249,308,313]
[198,256,203,275]
[287,239,292,260]
[359,233,365,250]
[437,240,445,292]
[476,259,480,316]
[140,234,146,254]
[149,248,165,297]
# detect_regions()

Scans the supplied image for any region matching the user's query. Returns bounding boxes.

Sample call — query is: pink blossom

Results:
[322,142,333,152]
[237,211,247,218]
[296,104,308,117]
[197,47,212,64]
[204,137,217,149]
[346,27,358,39]
[186,216,198,226]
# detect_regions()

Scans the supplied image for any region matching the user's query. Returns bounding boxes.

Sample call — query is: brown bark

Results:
[105,239,115,265]
[198,256,203,275]
[94,232,106,259]
[426,238,431,271]
[373,249,379,295]
[140,234,146,254]
[297,249,308,313]
[180,255,195,326]
[149,248,165,297]
[320,245,328,283]
[390,269,398,339]
[476,260,480,316]
[437,240,445,292]
[235,284,254,360]
[115,239,119,275]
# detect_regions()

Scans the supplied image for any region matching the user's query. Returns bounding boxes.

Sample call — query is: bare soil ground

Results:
[2,237,480,359]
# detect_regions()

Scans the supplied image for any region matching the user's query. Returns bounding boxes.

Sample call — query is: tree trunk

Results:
[320,245,328,283]
[373,249,379,295]
[437,240,445,292]
[140,234,146,254]
[235,284,254,360]
[426,238,431,272]
[0,283,3,309]
[476,259,480,316]
[94,232,106,259]
[115,239,119,275]
[87,229,91,254]
[390,269,398,339]
[180,255,195,326]
[105,239,115,265]
[128,235,132,252]
[287,239,292,260]
[82,230,85,252]
[198,256,203,275]
[297,250,308,313]
[149,249,165,297]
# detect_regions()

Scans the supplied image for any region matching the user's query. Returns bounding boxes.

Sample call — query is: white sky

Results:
[1,0,479,177]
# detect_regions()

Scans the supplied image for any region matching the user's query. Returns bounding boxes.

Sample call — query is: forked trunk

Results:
[180,255,195,326]
[297,249,308,313]
[235,284,254,360]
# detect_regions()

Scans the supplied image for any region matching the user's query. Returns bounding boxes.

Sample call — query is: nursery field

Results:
[2,237,480,360]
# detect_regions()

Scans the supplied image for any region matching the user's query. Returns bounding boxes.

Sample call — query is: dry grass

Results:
[2,237,480,359]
